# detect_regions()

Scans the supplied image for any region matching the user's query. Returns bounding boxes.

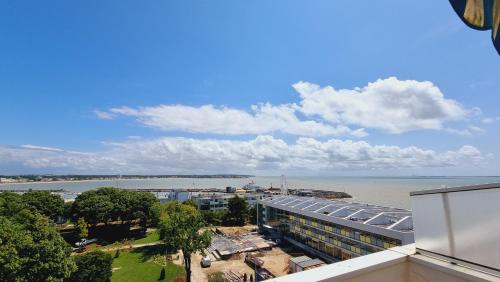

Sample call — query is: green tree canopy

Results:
[202,210,227,226]
[22,190,65,222]
[71,187,159,228]
[0,192,27,218]
[226,195,248,226]
[68,251,112,282]
[158,202,211,282]
[247,205,257,225]
[0,209,76,281]
[75,217,88,240]
[182,198,198,208]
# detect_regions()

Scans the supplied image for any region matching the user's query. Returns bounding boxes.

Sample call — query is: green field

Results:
[111,246,184,282]
[133,230,161,244]
[83,230,161,252]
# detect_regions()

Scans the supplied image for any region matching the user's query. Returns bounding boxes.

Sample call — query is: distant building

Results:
[257,196,414,262]
[193,192,266,211]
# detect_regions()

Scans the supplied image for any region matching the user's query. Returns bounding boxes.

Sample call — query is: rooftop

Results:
[260,195,413,234]
[267,244,499,282]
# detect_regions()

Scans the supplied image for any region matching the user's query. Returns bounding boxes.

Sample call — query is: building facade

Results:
[193,192,265,211]
[258,196,414,262]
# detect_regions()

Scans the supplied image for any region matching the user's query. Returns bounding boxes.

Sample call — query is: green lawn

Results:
[133,230,161,244]
[111,246,184,282]
[83,230,160,252]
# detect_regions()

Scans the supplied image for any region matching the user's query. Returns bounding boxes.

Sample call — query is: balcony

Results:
[266,183,500,282]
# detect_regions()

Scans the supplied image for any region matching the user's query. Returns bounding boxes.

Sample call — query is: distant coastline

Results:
[0,174,253,185]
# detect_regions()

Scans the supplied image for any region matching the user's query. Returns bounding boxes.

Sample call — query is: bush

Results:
[159,268,166,280]
[202,210,227,226]
[114,249,120,258]
[68,250,112,282]
[208,272,227,282]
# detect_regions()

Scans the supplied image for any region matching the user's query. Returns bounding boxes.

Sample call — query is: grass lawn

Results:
[111,246,184,282]
[82,230,160,252]
[133,230,161,244]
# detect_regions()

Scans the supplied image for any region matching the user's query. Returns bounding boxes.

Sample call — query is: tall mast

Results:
[280,174,288,195]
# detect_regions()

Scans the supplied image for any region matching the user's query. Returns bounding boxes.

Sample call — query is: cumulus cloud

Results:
[294,77,470,134]
[107,103,367,137]
[97,77,478,137]
[0,136,488,174]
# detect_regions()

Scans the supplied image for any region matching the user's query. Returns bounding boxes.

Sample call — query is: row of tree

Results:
[0,189,255,282]
[0,192,113,281]
[70,187,159,229]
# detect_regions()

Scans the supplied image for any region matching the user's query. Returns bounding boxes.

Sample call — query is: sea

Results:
[1,176,500,209]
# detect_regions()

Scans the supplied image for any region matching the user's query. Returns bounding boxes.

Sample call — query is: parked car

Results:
[201,256,212,267]
[74,238,98,247]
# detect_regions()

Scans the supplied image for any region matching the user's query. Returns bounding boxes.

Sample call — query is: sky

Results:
[0,0,499,176]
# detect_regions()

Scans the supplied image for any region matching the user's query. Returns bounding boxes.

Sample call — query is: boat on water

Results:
[243,181,261,191]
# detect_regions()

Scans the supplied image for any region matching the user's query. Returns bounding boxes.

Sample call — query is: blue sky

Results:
[0,0,499,175]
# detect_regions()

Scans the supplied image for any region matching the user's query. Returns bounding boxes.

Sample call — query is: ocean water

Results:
[2,176,500,209]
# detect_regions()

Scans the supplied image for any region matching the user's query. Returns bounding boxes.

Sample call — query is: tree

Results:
[71,188,159,228]
[158,203,211,282]
[182,198,198,208]
[68,250,112,282]
[75,217,88,239]
[225,195,248,226]
[202,210,227,226]
[159,268,165,280]
[72,193,114,225]
[247,205,257,225]
[0,210,76,281]
[0,192,27,218]
[130,192,158,231]
[22,190,65,222]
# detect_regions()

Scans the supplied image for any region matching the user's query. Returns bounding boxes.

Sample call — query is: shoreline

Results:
[0,176,253,186]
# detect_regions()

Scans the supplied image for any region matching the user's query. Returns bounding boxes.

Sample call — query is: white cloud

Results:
[20,144,64,152]
[0,137,488,174]
[97,77,478,137]
[94,110,116,120]
[107,103,367,137]
[482,117,500,124]
[294,77,470,134]
[445,126,484,137]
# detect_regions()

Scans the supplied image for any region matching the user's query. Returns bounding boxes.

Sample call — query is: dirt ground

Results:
[258,247,296,276]
[215,225,257,235]
[174,252,254,282]
[172,231,307,281]
[178,246,298,281]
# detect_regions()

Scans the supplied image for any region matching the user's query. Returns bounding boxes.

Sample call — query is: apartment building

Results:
[193,192,265,211]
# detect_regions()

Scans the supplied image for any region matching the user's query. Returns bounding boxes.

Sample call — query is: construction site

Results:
[187,226,327,282]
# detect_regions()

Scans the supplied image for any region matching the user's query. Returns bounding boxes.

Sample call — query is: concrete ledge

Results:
[266,247,408,282]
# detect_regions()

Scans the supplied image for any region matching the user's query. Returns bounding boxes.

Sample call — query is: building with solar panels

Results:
[257,195,414,262]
